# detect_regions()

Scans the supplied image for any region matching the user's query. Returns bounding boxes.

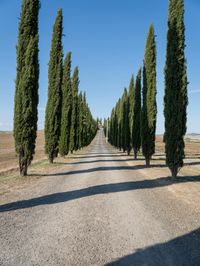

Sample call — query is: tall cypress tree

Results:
[109,108,114,145]
[141,25,157,166]
[14,0,39,176]
[59,52,72,156]
[121,88,131,154]
[69,67,79,153]
[164,0,188,178]
[128,75,134,151]
[117,99,122,150]
[82,92,87,147]
[132,68,142,159]
[77,92,83,150]
[45,9,63,163]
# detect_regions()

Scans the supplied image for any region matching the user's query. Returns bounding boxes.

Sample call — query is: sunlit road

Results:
[0,130,200,265]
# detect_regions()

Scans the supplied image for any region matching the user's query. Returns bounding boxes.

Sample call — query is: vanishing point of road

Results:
[0,130,200,265]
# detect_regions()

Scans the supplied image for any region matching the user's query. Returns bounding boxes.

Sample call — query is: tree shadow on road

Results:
[56,159,200,168]
[32,165,168,176]
[68,154,128,159]
[184,161,200,166]
[1,175,200,212]
[55,158,145,165]
[105,228,200,265]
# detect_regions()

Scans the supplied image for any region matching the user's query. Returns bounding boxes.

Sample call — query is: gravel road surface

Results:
[0,130,200,265]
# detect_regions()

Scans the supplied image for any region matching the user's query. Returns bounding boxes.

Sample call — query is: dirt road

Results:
[0,130,200,265]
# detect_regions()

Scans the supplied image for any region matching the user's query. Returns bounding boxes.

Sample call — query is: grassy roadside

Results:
[0,144,93,189]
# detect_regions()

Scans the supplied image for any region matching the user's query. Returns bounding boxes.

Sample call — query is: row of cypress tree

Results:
[14,1,96,176]
[44,9,97,164]
[107,24,157,166]
[107,0,188,179]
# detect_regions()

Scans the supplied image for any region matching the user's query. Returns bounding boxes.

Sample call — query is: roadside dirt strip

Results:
[0,130,200,265]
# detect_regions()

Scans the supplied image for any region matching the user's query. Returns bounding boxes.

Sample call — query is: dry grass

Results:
[0,130,46,173]
[156,135,200,157]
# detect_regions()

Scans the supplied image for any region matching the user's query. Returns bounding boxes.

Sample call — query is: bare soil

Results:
[0,130,45,173]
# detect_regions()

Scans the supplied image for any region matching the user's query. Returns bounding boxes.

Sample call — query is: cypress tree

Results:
[141,25,157,166]
[103,118,107,137]
[113,108,118,147]
[128,75,134,151]
[82,100,96,146]
[164,0,188,178]
[82,92,87,147]
[117,99,122,150]
[77,92,83,150]
[14,0,39,176]
[69,67,79,153]
[45,9,63,163]
[109,108,115,146]
[109,106,118,148]
[132,68,142,159]
[59,52,72,156]
[121,88,131,154]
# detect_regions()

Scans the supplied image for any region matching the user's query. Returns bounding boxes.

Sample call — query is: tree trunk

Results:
[49,154,54,164]
[145,157,150,166]
[127,148,131,156]
[19,156,28,176]
[134,149,137,160]
[170,167,178,181]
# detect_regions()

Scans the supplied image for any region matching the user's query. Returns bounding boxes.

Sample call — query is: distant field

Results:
[0,131,45,173]
[155,135,200,176]
[156,135,200,157]
[0,131,199,174]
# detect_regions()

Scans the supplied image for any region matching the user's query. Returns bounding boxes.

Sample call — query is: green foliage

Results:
[132,68,142,159]
[109,88,131,155]
[109,104,118,148]
[103,118,107,136]
[81,92,88,147]
[141,25,157,166]
[45,9,63,163]
[164,0,188,178]
[79,92,97,148]
[77,92,83,150]
[14,0,39,176]
[59,52,72,156]
[117,99,122,150]
[69,66,79,153]
[128,75,134,147]
[68,67,97,152]
[121,88,131,154]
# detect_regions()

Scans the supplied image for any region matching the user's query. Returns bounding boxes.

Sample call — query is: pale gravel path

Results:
[0,130,200,266]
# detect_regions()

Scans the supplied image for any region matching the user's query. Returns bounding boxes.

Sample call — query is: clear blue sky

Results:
[0,0,199,133]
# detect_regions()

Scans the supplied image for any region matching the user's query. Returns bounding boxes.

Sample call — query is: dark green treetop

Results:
[141,24,157,166]
[69,66,79,153]
[164,0,188,178]
[132,68,142,159]
[45,9,63,163]
[14,0,39,176]
[59,51,72,156]
[121,88,131,154]
[128,75,134,149]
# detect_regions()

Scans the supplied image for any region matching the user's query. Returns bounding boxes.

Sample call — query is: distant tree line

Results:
[44,9,96,163]
[107,24,156,164]
[14,1,97,176]
[106,0,188,179]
